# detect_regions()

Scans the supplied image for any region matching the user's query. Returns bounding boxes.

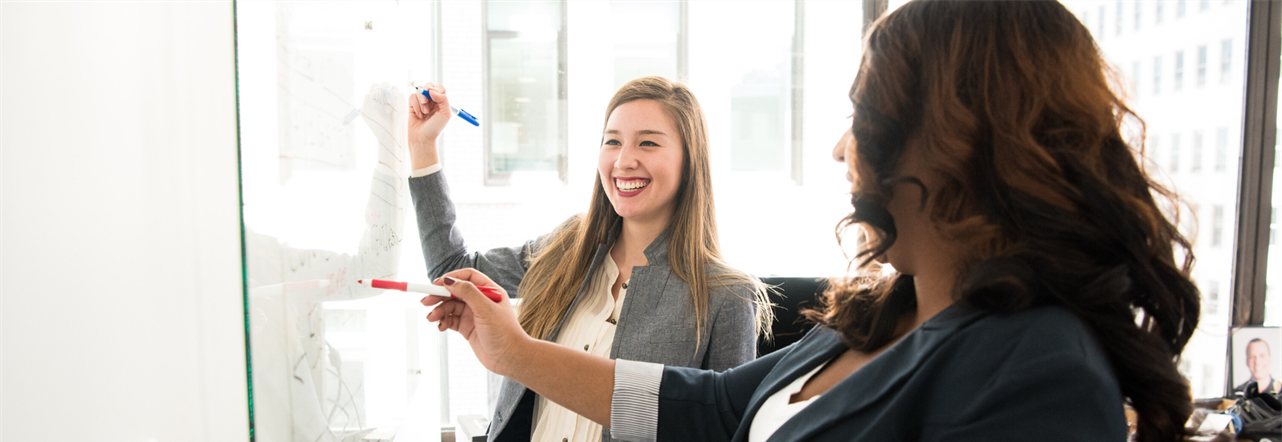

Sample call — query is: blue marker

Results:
[417,87,480,127]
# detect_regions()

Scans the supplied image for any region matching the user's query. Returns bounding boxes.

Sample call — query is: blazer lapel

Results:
[765,304,986,442]
[728,328,848,442]
[544,220,622,342]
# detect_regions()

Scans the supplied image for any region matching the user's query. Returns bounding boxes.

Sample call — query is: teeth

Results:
[615,179,649,191]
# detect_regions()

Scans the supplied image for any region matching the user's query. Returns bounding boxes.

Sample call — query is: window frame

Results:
[1231,0,1281,328]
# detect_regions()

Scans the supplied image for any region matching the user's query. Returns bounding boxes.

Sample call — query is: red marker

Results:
[357,278,504,303]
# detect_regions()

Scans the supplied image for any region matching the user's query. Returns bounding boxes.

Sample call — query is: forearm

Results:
[503,338,616,426]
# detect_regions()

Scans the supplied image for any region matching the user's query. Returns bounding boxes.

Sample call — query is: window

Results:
[1133,60,1142,94]
[1135,2,1142,30]
[1154,55,1163,94]
[1200,0,1210,12]
[1206,280,1220,315]
[724,2,797,173]
[1150,135,1162,170]
[1197,44,1208,87]
[1099,5,1107,38]
[1192,130,1203,172]
[1175,50,1185,91]
[1116,2,1124,35]
[484,0,567,184]
[1213,204,1224,247]
[1157,0,1165,24]
[1216,127,1229,172]
[1222,39,1233,84]
[1171,132,1181,172]
[1178,0,1186,17]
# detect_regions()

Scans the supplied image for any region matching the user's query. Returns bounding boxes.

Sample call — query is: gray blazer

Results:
[649,304,1127,441]
[408,173,759,442]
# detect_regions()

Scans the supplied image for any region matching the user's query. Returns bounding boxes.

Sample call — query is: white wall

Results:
[2,2,249,441]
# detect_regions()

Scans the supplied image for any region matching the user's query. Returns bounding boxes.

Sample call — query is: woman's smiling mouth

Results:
[614,178,651,196]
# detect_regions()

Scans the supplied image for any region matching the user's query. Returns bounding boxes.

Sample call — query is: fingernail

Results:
[443,276,457,286]
[420,296,430,304]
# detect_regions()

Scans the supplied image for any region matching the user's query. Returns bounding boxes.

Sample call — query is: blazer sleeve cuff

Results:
[410,163,442,177]
[610,359,664,442]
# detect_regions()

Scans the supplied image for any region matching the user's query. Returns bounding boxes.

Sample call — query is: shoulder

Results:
[948,305,1116,384]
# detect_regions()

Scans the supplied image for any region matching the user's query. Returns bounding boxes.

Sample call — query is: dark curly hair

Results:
[805,2,1201,441]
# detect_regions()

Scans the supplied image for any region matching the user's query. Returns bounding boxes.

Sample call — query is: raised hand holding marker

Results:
[416,87,479,127]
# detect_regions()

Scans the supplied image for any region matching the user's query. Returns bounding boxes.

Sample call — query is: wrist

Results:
[409,141,440,170]
[497,335,542,379]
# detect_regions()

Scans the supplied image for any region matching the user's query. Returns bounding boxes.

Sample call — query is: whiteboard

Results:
[235,2,440,441]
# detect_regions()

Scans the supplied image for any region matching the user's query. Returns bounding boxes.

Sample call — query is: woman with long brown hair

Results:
[407,76,770,441]
[421,2,1200,441]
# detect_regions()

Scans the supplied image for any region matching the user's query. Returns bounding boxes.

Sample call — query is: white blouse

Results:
[746,359,831,442]
[531,251,627,442]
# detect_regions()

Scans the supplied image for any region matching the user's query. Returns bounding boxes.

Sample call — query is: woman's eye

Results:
[604,139,621,146]
[640,141,658,147]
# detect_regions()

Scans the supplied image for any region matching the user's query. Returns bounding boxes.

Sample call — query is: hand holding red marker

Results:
[357,278,504,303]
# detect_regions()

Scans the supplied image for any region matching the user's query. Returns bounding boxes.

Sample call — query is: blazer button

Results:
[607,318,617,325]
[563,439,569,442]
[583,344,589,351]
[621,281,628,289]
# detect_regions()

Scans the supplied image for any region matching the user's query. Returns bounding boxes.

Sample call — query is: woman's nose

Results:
[833,129,853,163]
[615,144,639,169]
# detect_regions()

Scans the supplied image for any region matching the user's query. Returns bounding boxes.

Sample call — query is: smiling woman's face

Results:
[598,99,685,226]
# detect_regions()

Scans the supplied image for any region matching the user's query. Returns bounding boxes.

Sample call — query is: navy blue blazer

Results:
[651,304,1128,441]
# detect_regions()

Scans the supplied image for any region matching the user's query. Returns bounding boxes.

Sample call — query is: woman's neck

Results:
[614,217,667,265]
[907,249,962,329]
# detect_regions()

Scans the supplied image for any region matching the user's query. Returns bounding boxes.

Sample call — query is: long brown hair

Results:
[517,76,771,343]
[807,2,1199,441]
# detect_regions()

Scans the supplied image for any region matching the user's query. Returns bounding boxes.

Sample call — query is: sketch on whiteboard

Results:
[276,4,358,179]
[246,82,412,442]
[237,1,442,439]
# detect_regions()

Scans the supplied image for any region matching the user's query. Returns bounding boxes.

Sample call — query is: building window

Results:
[1221,39,1233,84]
[727,1,798,174]
[1133,60,1142,94]
[484,0,568,184]
[1174,50,1185,91]
[1200,0,1210,12]
[1154,55,1162,94]
[1157,0,1165,24]
[1216,127,1229,172]
[1212,204,1224,247]
[1206,280,1219,315]
[1177,0,1186,17]
[1191,130,1203,172]
[1171,132,1181,172]
[1099,5,1107,38]
[1150,135,1162,170]
[1135,2,1142,30]
[1197,44,1208,87]
[1116,2,1125,35]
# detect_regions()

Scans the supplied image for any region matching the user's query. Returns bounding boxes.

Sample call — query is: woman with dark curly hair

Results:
[421,1,1201,441]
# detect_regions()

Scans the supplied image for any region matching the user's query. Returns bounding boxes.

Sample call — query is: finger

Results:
[421,294,450,306]
[426,300,466,322]
[427,89,450,113]
[440,274,502,309]
[409,99,421,119]
[413,92,429,116]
